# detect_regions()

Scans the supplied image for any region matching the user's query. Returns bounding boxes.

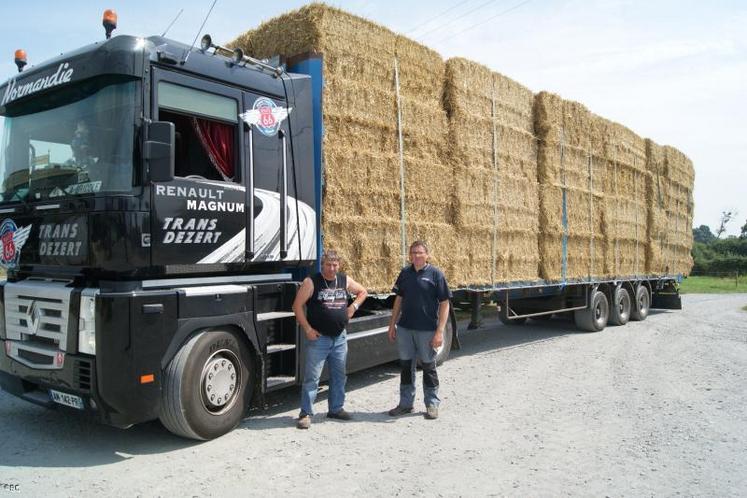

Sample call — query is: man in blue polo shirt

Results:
[387,240,451,420]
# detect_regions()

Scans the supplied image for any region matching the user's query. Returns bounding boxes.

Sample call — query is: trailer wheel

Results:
[574,290,609,332]
[434,319,454,366]
[498,305,527,326]
[630,285,650,322]
[159,329,254,440]
[609,287,631,326]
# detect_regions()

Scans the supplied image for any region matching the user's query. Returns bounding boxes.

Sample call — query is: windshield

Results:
[0,77,138,203]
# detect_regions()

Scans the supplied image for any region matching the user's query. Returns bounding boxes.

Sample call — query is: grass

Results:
[680,275,747,294]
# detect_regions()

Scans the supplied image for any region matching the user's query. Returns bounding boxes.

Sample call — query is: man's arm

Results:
[292,277,320,341]
[431,299,450,349]
[387,295,402,343]
[346,276,368,319]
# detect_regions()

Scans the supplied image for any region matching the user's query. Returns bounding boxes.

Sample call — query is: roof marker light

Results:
[14,49,27,73]
[103,9,118,39]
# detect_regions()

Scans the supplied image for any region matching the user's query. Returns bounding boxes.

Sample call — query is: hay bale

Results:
[231,3,455,290]
[538,184,607,281]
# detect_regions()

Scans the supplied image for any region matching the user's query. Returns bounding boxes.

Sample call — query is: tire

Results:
[630,285,650,322]
[434,319,454,366]
[609,287,631,326]
[574,290,609,332]
[159,329,254,440]
[498,304,527,326]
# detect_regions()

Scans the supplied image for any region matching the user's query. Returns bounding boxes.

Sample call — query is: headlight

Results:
[78,289,98,355]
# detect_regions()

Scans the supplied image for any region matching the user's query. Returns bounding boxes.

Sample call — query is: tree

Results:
[693,225,715,244]
[715,210,736,239]
[741,219,747,239]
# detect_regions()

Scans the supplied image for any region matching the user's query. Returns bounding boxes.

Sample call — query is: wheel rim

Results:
[639,290,648,312]
[619,293,630,317]
[594,295,608,328]
[200,349,241,415]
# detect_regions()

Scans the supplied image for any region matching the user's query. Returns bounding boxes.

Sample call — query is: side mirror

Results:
[144,121,175,183]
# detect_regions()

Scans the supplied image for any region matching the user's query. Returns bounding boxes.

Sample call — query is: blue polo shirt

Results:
[392,264,451,331]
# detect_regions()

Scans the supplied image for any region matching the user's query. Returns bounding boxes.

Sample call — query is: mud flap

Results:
[651,292,682,310]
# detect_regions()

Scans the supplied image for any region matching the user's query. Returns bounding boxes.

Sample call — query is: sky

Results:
[1,0,745,235]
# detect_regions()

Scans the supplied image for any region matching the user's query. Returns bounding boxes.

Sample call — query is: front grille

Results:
[4,279,73,369]
[75,359,92,391]
[18,348,54,366]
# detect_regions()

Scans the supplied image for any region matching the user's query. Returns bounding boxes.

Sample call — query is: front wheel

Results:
[159,329,254,440]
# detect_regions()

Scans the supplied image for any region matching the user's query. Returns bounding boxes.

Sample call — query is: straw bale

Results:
[323,217,401,292]
[406,221,456,279]
[534,92,608,192]
[538,184,607,280]
[450,225,541,286]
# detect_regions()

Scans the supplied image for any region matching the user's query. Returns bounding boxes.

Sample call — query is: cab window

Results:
[157,81,238,182]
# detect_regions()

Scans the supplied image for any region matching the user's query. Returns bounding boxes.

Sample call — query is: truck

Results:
[0,12,683,440]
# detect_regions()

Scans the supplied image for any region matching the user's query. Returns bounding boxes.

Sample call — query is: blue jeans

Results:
[396,325,440,409]
[300,331,348,416]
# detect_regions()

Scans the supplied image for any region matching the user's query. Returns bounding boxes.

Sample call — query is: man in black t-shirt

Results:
[292,250,368,429]
[387,240,451,420]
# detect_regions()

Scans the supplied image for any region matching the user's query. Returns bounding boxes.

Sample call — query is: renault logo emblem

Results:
[26,300,42,334]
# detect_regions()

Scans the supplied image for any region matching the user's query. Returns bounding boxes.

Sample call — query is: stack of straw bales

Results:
[603,123,648,277]
[534,92,608,281]
[644,140,694,276]
[231,4,455,291]
[645,139,669,274]
[443,58,539,286]
[232,3,694,290]
[663,146,695,274]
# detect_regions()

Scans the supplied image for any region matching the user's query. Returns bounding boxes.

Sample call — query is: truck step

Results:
[257,311,295,322]
[266,375,296,391]
[267,343,296,354]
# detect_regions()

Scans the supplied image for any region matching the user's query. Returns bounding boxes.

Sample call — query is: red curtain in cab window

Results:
[192,117,235,180]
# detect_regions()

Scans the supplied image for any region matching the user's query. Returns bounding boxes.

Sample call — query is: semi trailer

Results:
[0,13,683,440]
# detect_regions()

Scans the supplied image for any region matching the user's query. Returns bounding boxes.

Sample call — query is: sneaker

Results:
[327,409,352,421]
[387,405,414,417]
[296,413,311,429]
[425,406,439,420]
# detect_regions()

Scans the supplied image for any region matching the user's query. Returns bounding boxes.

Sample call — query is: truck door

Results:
[150,69,247,267]
[241,91,308,264]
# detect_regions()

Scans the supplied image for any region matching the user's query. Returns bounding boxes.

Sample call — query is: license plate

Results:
[49,389,85,410]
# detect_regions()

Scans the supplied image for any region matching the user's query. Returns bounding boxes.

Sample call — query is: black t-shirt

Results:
[392,264,451,331]
[306,272,349,337]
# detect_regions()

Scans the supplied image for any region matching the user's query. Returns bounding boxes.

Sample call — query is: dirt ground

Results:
[1,294,745,497]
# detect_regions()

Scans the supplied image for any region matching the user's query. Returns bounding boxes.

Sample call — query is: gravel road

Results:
[1,294,746,497]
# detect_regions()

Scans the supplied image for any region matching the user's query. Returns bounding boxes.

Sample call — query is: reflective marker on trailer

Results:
[140,374,155,384]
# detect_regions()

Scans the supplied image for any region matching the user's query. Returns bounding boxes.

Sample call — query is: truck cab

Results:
[0,33,327,439]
